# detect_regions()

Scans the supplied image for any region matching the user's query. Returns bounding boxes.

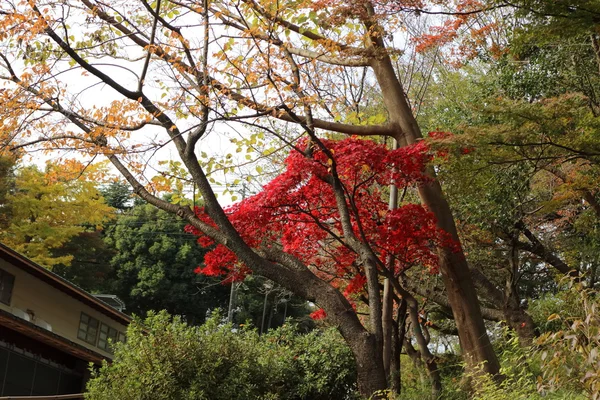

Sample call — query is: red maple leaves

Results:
[186,137,457,317]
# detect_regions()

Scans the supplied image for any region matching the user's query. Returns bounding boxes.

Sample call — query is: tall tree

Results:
[102,202,230,323]
[0,1,503,394]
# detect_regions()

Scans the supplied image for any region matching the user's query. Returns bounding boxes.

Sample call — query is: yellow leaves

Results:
[45,159,110,183]
[149,175,174,193]
[262,147,276,157]
[547,313,561,321]
[0,162,115,267]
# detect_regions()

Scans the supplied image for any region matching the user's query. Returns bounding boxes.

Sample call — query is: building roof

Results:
[0,243,131,326]
[92,294,126,312]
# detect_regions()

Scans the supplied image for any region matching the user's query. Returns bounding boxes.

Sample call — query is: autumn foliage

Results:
[186,137,455,310]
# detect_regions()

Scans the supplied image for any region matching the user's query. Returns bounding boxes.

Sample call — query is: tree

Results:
[102,202,230,323]
[52,231,116,292]
[0,1,502,395]
[401,18,600,342]
[99,181,134,211]
[0,155,17,228]
[0,161,114,267]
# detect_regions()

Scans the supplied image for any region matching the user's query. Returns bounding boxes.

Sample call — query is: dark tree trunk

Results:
[504,305,536,345]
[349,332,388,398]
[382,279,394,377]
[505,240,536,345]
[390,299,407,393]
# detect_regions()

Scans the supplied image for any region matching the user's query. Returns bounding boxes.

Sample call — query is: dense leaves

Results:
[86,311,357,400]
[187,137,452,302]
[0,162,114,267]
[102,203,230,323]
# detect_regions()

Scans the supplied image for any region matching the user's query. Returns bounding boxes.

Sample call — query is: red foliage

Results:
[310,308,327,320]
[407,0,507,65]
[414,19,463,53]
[344,274,367,297]
[427,131,475,158]
[186,137,457,304]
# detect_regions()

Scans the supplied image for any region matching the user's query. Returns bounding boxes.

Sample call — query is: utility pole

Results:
[227,183,249,324]
[227,281,238,323]
[260,281,273,335]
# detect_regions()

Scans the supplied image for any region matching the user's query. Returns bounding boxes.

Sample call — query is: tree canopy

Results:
[103,202,230,323]
[3,0,600,398]
[0,160,114,266]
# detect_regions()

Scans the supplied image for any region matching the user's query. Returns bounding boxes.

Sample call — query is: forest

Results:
[0,0,599,398]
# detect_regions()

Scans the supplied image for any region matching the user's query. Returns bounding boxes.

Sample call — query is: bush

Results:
[396,328,586,400]
[85,311,357,400]
[534,280,600,398]
[464,333,582,400]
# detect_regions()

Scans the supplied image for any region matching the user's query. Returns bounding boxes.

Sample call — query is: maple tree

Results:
[0,0,504,395]
[402,1,600,345]
[184,136,448,394]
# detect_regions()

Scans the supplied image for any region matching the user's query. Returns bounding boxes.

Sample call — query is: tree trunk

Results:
[349,332,389,398]
[367,48,501,375]
[410,307,442,398]
[504,305,536,345]
[394,283,442,398]
[404,338,427,385]
[390,299,407,393]
[516,221,579,278]
[383,138,400,379]
[420,178,500,375]
[383,279,394,376]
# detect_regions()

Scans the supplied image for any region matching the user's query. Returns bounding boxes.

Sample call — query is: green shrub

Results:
[534,280,600,398]
[85,311,357,400]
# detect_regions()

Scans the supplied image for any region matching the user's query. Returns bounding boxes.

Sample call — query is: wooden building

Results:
[0,243,130,397]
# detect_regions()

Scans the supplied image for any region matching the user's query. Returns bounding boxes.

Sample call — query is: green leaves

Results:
[86,311,357,400]
[102,203,229,321]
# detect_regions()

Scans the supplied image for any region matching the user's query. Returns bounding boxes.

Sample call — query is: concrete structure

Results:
[0,243,130,397]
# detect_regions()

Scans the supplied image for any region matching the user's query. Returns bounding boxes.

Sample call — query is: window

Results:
[77,313,125,351]
[0,269,15,306]
[77,313,99,345]
[97,323,118,352]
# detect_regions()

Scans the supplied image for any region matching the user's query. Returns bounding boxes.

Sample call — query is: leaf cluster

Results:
[85,311,358,400]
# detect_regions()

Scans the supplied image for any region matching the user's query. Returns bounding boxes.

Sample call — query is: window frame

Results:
[97,322,119,352]
[0,268,15,306]
[77,312,100,345]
